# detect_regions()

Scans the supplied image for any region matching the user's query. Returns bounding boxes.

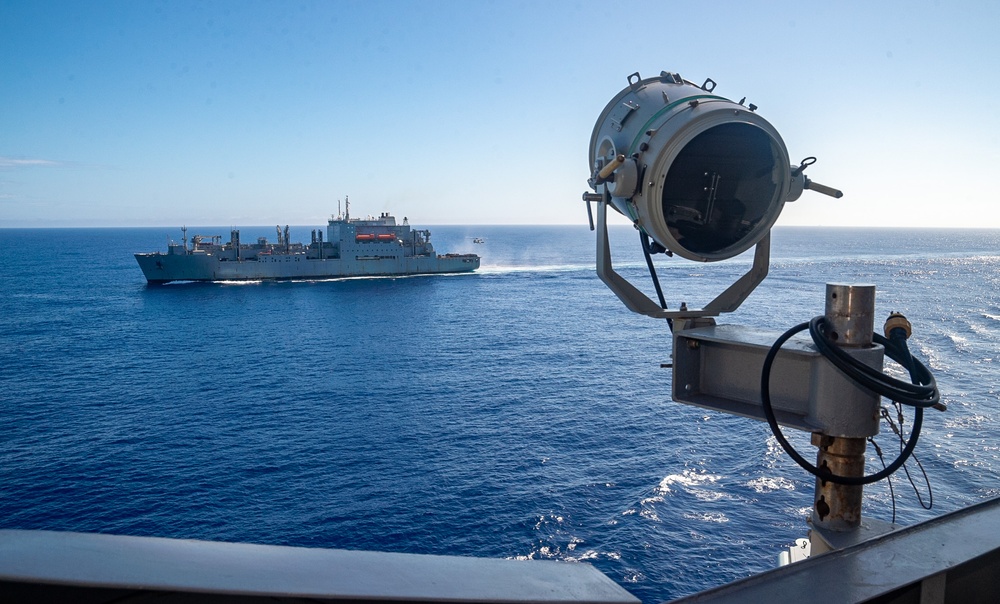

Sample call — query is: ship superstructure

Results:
[135,202,479,284]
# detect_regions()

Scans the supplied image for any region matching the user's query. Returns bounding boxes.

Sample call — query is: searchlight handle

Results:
[792,156,842,199]
[804,178,844,199]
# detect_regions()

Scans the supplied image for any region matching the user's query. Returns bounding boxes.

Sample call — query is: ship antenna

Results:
[345,195,350,221]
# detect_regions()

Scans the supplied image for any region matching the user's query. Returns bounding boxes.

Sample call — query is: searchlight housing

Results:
[585,71,841,319]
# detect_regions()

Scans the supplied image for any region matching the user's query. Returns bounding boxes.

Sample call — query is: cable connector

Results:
[883,312,947,412]
[884,312,912,339]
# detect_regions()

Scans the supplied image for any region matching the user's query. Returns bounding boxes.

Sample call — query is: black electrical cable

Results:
[808,317,939,409]
[760,317,936,485]
[639,231,673,330]
[639,231,668,310]
[883,405,934,510]
[868,436,896,523]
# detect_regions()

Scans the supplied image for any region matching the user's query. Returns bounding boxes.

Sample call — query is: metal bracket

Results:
[609,100,639,132]
[672,324,884,437]
[808,517,898,555]
[595,192,771,319]
[659,71,683,85]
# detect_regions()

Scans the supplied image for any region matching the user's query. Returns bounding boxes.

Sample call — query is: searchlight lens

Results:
[662,122,784,258]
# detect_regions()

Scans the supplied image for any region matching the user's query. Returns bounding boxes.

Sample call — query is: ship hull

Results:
[135,253,480,284]
[136,208,480,284]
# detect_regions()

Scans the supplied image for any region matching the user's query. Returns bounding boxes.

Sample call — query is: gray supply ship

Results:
[135,201,480,284]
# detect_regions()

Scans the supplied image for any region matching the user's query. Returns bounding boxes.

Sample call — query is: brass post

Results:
[810,284,876,549]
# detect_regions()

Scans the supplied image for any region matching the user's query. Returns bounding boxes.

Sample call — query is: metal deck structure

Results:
[671,496,1000,603]
[0,529,637,603]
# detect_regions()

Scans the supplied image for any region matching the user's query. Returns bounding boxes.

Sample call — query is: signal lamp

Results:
[585,71,841,318]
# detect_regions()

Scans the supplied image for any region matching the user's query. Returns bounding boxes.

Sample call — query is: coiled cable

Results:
[809,316,939,409]
[760,315,939,486]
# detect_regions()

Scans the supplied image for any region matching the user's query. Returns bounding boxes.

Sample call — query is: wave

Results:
[746,476,797,493]
[656,469,722,495]
[477,264,593,275]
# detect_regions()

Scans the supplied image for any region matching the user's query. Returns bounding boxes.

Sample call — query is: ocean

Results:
[1,224,998,602]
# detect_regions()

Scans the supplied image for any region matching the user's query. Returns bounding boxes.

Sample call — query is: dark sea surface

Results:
[1,224,998,602]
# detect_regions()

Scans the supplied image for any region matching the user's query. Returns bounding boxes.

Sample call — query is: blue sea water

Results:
[1,224,999,602]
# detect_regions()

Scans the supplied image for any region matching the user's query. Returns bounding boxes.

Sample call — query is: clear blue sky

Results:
[2,0,998,227]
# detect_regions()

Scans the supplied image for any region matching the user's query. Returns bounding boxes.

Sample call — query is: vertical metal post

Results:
[810,283,876,551]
